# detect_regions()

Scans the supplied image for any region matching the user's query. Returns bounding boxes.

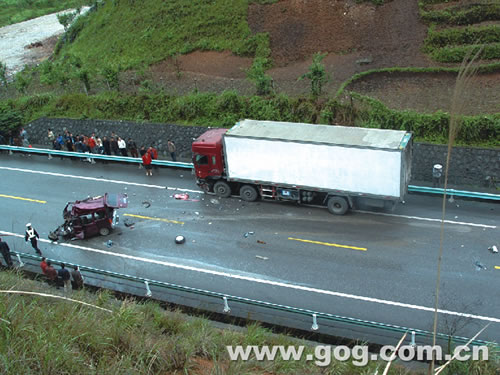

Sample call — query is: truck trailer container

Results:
[192,119,413,214]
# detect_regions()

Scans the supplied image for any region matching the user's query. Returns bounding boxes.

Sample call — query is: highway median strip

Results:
[123,213,184,225]
[288,237,367,251]
[0,194,46,204]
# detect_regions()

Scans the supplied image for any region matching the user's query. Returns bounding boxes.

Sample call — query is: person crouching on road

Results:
[142,148,153,176]
[25,223,42,255]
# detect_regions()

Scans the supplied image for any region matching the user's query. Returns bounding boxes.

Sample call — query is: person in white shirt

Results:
[117,137,128,157]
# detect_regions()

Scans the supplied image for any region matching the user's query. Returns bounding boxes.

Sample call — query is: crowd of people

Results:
[48,129,177,176]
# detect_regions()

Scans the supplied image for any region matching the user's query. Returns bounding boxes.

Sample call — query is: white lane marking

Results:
[354,210,497,229]
[0,166,495,229]
[3,229,500,324]
[0,166,202,193]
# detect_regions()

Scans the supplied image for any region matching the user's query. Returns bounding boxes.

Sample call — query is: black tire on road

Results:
[214,181,231,198]
[99,227,110,236]
[240,185,258,202]
[327,196,349,215]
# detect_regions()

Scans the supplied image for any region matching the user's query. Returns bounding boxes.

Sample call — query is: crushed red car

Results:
[49,193,128,240]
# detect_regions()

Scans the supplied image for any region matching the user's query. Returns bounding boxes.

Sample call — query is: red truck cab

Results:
[192,129,227,190]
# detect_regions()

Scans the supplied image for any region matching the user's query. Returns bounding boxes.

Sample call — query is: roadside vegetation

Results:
[419,1,500,63]
[0,0,93,28]
[0,0,499,148]
[2,270,498,374]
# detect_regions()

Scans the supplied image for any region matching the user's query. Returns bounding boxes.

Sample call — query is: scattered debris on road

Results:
[257,240,266,244]
[106,240,113,248]
[243,231,255,238]
[142,201,151,208]
[210,198,220,205]
[489,245,498,254]
[255,255,269,260]
[123,218,135,227]
[475,261,486,271]
[175,235,186,244]
[174,193,190,200]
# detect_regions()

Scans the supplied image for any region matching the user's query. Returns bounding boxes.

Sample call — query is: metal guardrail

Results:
[9,251,496,349]
[1,145,499,200]
[0,145,192,169]
[409,185,500,201]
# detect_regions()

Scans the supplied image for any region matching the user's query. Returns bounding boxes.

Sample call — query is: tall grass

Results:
[0,270,447,374]
[0,0,92,28]
[53,0,271,73]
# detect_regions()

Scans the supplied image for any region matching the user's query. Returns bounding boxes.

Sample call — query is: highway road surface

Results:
[0,152,498,345]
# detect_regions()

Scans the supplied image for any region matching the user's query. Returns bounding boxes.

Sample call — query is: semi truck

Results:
[191,119,413,215]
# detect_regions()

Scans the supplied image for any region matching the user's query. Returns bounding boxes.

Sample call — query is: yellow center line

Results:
[0,194,46,204]
[124,213,184,225]
[495,266,500,270]
[288,237,367,251]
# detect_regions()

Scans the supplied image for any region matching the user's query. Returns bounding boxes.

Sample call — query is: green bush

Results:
[421,4,500,25]
[424,25,500,49]
[2,91,498,146]
[431,43,500,63]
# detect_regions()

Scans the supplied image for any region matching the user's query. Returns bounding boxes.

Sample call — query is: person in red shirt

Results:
[45,261,58,286]
[142,150,153,176]
[40,257,48,275]
[148,145,158,171]
[87,135,96,153]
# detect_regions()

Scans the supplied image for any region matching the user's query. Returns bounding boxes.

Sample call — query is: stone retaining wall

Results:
[23,117,499,189]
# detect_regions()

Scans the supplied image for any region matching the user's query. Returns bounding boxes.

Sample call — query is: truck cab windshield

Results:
[195,154,208,165]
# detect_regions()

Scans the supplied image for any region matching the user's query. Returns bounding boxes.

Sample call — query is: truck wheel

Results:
[214,181,231,198]
[327,196,349,215]
[240,185,258,202]
[99,227,110,236]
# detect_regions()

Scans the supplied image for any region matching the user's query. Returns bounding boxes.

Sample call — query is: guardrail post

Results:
[16,254,24,268]
[144,281,152,297]
[223,296,231,313]
[410,331,416,347]
[311,313,319,331]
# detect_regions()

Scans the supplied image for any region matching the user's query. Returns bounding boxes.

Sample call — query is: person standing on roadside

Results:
[45,261,58,286]
[142,148,153,176]
[102,136,111,156]
[128,138,138,158]
[0,237,13,268]
[117,137,128,156]
[25,223,42,255]
[148,144,158,171]
[58,263,71,292]
[20,128,29,147]
[71,265,84,290]
[110,137,120,156]
[167,139,177,161]
[47,129,55,145]
[40,257,48,275]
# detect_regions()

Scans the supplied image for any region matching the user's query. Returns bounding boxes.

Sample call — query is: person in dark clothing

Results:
[128,138,138,158]
[110,137,120,156]
[71,265,84,290]
[58,263,71,292]
[25,223,42,255]
[65,133,74,152]
[0,237,13,268]
[102,136,111,155]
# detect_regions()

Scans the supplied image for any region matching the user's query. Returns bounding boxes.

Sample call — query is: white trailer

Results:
[192,119,413,214]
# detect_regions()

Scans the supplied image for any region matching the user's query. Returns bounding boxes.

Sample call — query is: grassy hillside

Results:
[0,270,448,374]
[0,0,92,28]
[53,0,270,71]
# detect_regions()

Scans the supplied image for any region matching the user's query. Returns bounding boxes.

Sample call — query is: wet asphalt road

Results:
[0,153,499,343]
